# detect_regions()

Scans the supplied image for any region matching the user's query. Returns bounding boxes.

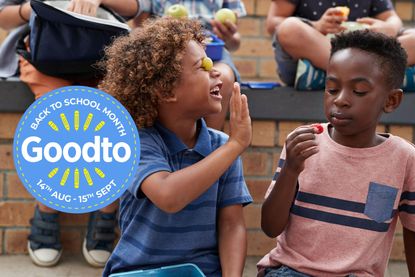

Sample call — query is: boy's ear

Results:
[383,89,403,113]
[157,90,177,103]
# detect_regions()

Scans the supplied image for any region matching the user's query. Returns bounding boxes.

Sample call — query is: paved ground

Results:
[0,255,409,277]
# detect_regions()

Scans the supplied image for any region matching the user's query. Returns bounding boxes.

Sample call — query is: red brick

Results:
[234,58,257,78]
[252,121,276,147]
[242,152,270,176]
[0,29,7,44]
[0,202,35,227]
[255,0,269,16]
[234,38,274,58]
[61,229,83,253]
[247,230,276,256]
[59,213,89,227]
[246,179,270,203]
[238,18,261,36]
[0,229,3,254]
[243,0,255,16]
[395,2,413,21]
[376,124,386,134]
[0,173,3,199]
[259,59,279,80]
[390,235,405,261]
[5,229,30,254]
[278,121,304,146]
[7,173,33,199]
[389,125,413,142]
[272,152,282,172]
[244,204,261,228]
[0,144,14,170]
[0,113,22,139]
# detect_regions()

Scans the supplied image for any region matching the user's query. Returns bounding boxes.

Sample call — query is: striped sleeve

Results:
[398,151,415,231]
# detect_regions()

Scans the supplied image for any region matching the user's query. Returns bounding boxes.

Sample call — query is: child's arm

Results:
[210,20,241,51]
[141,83,251,213]
[218,204,246,277]
[357,10,402,37]
[261,126,319,238]
[404,227,415,276]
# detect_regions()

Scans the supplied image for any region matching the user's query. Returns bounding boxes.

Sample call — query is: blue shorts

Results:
[264,266,358,277]
[216,48,241,83]
[272,29,298,86]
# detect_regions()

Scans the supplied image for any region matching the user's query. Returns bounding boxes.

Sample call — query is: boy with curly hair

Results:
[259,30,415,276]
[99,17,252,277]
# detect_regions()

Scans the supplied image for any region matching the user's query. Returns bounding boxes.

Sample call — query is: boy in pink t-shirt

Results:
[259,30,415,276]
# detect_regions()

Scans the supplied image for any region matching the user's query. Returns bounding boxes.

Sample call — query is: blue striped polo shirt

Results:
[103,119,252,277]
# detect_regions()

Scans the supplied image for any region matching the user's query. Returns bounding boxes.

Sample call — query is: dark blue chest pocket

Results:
[364,182,398,223]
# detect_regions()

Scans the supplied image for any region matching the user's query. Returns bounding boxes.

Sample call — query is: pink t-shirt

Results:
[258,123,415,276]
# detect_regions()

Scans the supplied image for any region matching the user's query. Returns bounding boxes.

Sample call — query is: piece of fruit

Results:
[214,8,237,24]
[165,4,188,18]
[201,57,213,71]
[336,6,350,18]
[312,124,324,134]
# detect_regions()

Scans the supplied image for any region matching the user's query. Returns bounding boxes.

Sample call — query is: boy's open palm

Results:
[228,83,251,152]
[284,126,319,174]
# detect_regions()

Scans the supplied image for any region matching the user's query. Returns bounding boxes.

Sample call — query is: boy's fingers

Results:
[286,126,315,141]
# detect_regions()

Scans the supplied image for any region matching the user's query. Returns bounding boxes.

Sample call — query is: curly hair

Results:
[330,30,407,89]
[98,17,206,128]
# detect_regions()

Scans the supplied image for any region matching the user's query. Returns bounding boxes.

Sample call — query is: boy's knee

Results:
[277,17,309,48]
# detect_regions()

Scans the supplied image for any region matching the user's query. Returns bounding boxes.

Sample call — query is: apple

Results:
[336,6,350,18]
[312,124,324,134]
[165,4,188,18]
[214,8,237,24]
[202,57,213,71]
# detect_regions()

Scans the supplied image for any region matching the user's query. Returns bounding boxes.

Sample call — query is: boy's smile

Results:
[324,48,393,147]
[171,40,223,118]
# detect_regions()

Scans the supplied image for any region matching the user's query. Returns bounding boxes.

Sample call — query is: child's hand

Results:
[284,126,319,174]
[67,0,101,17]
[356,17,398,37]
[314,8,347,35]
[228,83,251,152]
[210,20,240,51]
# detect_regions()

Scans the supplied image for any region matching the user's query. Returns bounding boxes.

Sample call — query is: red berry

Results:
[312,124,324,134]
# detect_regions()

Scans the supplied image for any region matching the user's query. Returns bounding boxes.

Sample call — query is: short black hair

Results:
[330,30,407,89]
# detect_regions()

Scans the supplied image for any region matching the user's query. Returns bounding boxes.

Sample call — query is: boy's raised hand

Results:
[284,126,319,174]
[228,83,251,152]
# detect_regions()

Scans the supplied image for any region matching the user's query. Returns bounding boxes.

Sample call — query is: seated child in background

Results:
[98,17,253,277]
[258,30,415,276]
[133,0,246,130]
[265,0,415,89]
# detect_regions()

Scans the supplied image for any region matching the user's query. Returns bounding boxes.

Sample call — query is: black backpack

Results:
[17,0,130,80]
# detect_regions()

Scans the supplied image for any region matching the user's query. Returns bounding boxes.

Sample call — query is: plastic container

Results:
[240,81,281,89]
[205,34,225,61]
[109,263,206,277]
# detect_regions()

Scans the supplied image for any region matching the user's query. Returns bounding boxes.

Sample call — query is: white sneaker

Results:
[82,239,111,267]
[27,241,62,267]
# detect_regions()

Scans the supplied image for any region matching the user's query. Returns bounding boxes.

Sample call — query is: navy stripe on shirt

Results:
[133,215,216,233]
[399,204,415,214]
[291,205,390,232]
[400,191,415,201]
[297,191,365,213]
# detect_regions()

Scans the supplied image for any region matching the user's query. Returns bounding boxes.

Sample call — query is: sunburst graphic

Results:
[47,110,107,189]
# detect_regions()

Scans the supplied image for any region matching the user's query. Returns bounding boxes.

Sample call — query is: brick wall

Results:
[0,0,414,262]
[0,112,411,261]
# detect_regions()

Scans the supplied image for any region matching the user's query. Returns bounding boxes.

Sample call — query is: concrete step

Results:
[0,255,408,277]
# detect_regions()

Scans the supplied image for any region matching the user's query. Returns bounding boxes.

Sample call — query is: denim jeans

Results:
[264,266,357,277]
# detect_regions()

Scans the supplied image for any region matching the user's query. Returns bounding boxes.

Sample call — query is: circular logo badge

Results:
[13,86,139,213]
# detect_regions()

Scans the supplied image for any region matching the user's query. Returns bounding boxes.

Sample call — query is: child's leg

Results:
[28,203,62,267]
[277,17,331,71]
[83,200,119,267]
[397,28,415,65]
